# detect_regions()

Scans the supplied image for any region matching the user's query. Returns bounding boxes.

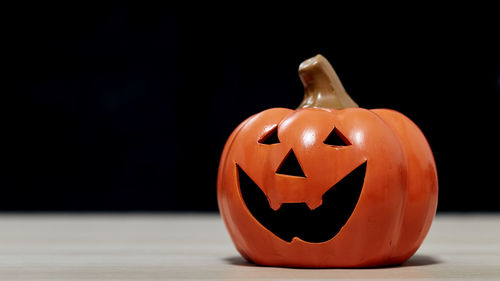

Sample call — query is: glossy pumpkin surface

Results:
[217,55,438,268]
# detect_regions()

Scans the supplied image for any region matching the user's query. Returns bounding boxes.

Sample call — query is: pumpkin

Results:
[217,54,438,268]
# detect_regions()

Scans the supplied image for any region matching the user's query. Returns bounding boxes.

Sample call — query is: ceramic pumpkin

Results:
[217,54,438,268]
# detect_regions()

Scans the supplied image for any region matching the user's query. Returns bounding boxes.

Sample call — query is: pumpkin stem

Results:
[298,54,358,109]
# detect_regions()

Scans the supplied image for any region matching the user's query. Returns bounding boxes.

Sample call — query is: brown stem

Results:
[298,54,358,109]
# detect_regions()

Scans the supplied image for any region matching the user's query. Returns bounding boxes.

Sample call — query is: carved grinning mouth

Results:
[236,161,367,243]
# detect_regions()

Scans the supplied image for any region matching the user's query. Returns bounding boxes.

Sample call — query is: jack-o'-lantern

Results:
[217,54,438,268]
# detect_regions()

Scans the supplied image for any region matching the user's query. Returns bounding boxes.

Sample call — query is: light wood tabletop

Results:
[0,213,498,280]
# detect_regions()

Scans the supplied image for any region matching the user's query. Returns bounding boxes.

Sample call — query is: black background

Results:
[3,4,499,212]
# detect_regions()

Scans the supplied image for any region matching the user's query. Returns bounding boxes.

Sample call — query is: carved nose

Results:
[276,149,306,178]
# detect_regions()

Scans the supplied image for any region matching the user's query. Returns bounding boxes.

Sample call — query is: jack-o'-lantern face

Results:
[236,110,367,243]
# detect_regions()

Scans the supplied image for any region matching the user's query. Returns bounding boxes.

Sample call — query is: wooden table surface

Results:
[0,214,499,280]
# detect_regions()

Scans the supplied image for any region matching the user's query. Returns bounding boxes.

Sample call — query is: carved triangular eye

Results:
[258,126,280,144]
[324,127,351,146]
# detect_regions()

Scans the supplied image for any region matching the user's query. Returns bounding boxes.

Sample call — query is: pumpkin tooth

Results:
[306,199,323,210]
[269,200,282,211]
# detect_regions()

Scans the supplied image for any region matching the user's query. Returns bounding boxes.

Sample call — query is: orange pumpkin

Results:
[217,55,438,268]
